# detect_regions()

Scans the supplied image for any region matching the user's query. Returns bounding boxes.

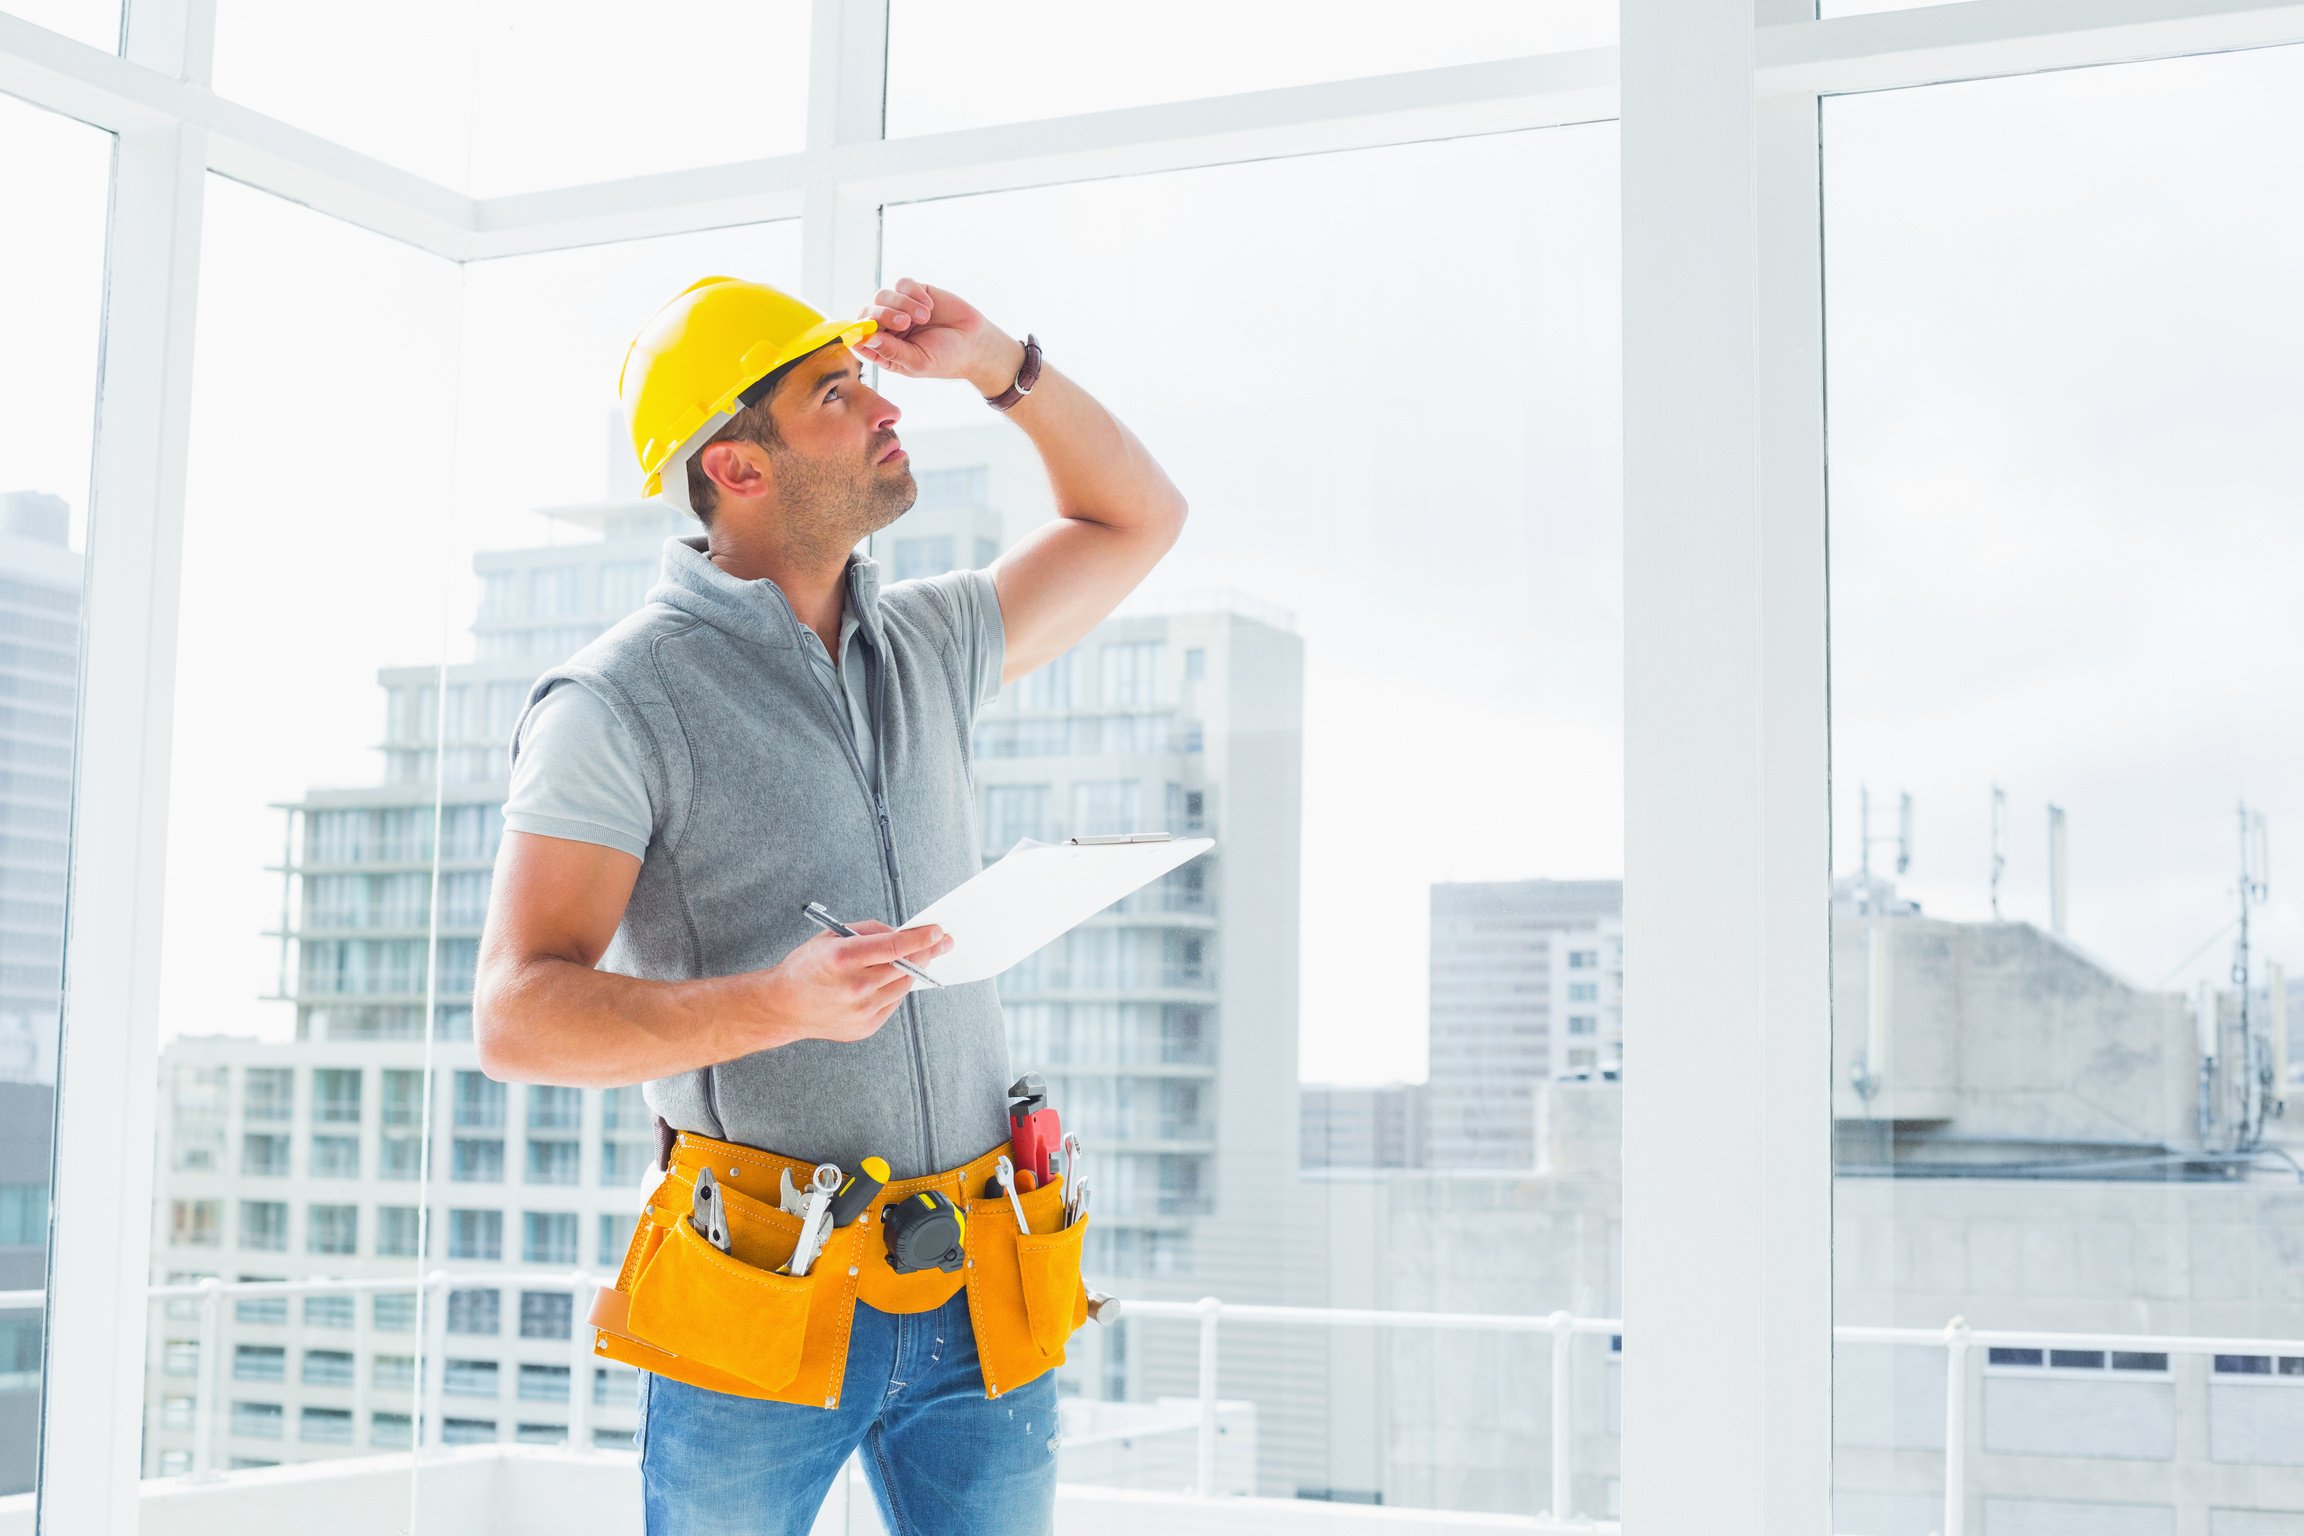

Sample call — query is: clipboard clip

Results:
[1065,833,1173,846]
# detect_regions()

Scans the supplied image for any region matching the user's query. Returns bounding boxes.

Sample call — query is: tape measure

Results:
[882,1190,967,1274]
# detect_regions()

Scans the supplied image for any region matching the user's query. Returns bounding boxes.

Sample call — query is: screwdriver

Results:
[829,1155,890,1227]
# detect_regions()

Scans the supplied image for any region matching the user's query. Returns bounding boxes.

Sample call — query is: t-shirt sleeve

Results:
[919,566,1008,712]
[503,680,653,859]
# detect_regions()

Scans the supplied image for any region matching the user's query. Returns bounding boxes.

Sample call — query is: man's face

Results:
[753,342,915,554]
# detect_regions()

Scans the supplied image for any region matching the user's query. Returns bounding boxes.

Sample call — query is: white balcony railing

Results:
[6,1278,2301,1535]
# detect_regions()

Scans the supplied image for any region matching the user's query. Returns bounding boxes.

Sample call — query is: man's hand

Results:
[856,278,1026,398]
[766,919,953,1045]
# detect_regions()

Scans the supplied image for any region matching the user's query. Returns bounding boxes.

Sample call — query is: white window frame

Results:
[9,0,2304,1529]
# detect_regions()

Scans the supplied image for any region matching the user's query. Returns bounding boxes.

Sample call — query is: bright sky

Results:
[1,15,2297,1089]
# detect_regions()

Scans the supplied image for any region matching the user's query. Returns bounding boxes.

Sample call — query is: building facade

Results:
[0,489,80,1496]
[1425,879,1622,1170]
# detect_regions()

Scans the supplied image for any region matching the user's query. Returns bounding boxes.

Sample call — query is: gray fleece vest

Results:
[507,534,1011,1180]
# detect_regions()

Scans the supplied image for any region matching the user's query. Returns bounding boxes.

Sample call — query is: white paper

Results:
[899,835,1216,986]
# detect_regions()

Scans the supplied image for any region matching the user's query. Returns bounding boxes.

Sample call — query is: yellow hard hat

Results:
[618,275,880,502]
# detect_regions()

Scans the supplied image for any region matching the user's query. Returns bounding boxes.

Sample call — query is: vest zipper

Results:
[783,581,940,1173]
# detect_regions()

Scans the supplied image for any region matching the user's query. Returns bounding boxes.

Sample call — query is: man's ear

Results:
[697,439,770,502]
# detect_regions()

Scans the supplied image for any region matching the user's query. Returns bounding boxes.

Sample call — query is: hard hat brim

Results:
[640,313,880,498]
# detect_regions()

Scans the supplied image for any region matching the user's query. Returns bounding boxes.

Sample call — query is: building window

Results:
[306,1204,358,1256]
[441,1418,496,1446]
[599,1213,635,1267]
[302,1350,355,1387]
[372,1412,412,1448]
[379,1135,424,1181]
[444,1359,500,1398]
[239,1201,288,1252]
[1098,640,1166,709]
[447,1210,501,1262]
[453,1071,506,1131]
[164,1341,199,1377]
[241,1134,292,1177]
[527,1084,581,1131]
[169,1199,221,1248]
[453,1138,505,1183]
[526,1139,580,1185]
[303,1295,354,1330]
[373,1355,417,1390]
[381,1069,425,1128]
[524,1212,578,1266]
[161,1395,195,1429]
[230,1401,285,1440]
[377,1205,421,1258]
[309,1135,360,1179]
[599,1140,649,1186]
[1071,779,1142,838]
[312,1067,363,1125]
[594,1362,639,1406]
[373,1293,417,1333]
[446,1288,500,1336]
[242,1068,293,1123]
[1184,646,1205,682]
[516,1422,567,1446]
[1567,1015,1598,1036]
[892,534,956,582]
[1567,982,1599,1002]
[233,1345,285,1382]
[518,1363,570,1402]
[599,1085,648,1133]
[235,1283,287,1326]
[984,784,1050,853]
[520,1290,573,1340]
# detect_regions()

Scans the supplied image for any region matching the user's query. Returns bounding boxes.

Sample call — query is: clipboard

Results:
[899,832,1215,986]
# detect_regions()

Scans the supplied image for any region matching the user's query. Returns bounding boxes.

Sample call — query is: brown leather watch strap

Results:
[984,333,1042,411]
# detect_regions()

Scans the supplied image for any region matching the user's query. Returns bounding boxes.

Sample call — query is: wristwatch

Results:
[984,333,1042,411]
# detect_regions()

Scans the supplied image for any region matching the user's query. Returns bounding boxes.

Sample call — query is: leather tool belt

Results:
[587,1126,1091,1408]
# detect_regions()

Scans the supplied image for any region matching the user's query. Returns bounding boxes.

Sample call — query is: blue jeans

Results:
[635,1287,1059,1535]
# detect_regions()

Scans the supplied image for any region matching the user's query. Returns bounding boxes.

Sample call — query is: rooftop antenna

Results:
[2232,802,2273,1149]
[1989,784,2007,920]
[1858,785,1913,890]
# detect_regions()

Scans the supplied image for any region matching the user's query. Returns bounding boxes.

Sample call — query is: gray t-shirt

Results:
[505,566,1006,858]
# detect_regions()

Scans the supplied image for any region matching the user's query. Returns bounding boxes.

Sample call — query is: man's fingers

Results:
[853,924,942,964]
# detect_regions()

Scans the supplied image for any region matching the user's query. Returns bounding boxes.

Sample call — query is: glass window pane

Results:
[143,175,459,1486]
[1826,44,2304,1532]
[888,0,1615,138]
[210,0,810,196]
[883,124,1621,1515]
[5,0,120,52]
[0,92,112,1503]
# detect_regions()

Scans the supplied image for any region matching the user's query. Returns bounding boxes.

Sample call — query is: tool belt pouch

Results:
[614,1170,846,1403]
[962,1174,1091,1399]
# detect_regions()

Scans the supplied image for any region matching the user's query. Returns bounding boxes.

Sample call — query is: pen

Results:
[801,902,944,988]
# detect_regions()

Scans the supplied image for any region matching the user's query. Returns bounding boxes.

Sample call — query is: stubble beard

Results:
[776,445,918,565]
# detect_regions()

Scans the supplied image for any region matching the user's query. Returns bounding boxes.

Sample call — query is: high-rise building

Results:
[876,427,1323,1493]
[1300,1083,1430,1171]
[0,489,80,1495]
[141,495,693,1474]
[1425,879,1622,1169]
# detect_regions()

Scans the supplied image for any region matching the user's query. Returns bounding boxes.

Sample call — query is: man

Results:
[472,274,1186,1534]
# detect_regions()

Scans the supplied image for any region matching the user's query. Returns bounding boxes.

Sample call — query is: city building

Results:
[138,484,694,1472]
[1425,879,1623,1170]
[0,489,80,1496]
[1299,1083,1430,1171]
[1306,876,2304,1527]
